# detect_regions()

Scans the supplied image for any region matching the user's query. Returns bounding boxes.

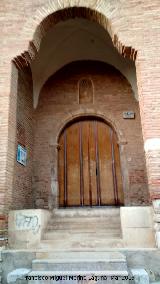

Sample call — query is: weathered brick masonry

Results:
[13,67,34,210]
[0,0,160,230]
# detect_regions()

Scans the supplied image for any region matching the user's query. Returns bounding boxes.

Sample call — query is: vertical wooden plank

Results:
[67,123,80,206]
[64,130,67,206]
[110,128,118,205]
[88,125,92,206]
[98,121,115,205]
[79,122,84,206]
[58,132,65,207]
[89,120,97,206]
[82,121,90,206]
[94,121,101,206]
[113,132,124,205]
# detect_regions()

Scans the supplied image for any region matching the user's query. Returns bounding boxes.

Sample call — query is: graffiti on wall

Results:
[15,213,40,234]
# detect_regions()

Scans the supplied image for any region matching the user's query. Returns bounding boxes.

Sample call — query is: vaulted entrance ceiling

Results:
[31,18,138,107]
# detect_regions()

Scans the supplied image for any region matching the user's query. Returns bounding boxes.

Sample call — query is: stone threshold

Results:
[52,207,120,217]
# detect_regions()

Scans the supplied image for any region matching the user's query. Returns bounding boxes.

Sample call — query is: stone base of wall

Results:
[153,200,160,248]
[8,210,51,249]
[120,207,155,248]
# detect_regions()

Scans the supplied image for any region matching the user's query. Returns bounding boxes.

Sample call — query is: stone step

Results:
[45,225,121,234]
[47,219,121,230]
[39,238,124,250]
[47,212,121,234]
[32,259,127,271]
[49,216,120,222]
[43,230,121,240]
[35,251,126,261]
[52,208,120,218]
[27,270,130,284]
[49,217,120,224]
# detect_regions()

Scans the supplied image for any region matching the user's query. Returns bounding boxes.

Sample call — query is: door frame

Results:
[49,112,129,210]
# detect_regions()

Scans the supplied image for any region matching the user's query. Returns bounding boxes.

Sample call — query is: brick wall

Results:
[12,67,34,210]
[34,61,149,207]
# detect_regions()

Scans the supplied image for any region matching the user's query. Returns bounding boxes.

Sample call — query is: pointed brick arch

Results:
[13,1,137,69]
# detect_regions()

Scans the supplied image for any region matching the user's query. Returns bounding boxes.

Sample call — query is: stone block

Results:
[7,268,30,284]
[131,269,149,284]
[120,207,155,248]
[122,228,155,248]
[120,207,153,228]
[155,232,160,248]
[153,200,160,214]
[8,209,51,249]
[1,251,35,284]
[32,258,127,272]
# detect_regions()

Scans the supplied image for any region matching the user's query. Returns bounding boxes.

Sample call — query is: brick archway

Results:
[40,110,129,210]
[13,4,137,69]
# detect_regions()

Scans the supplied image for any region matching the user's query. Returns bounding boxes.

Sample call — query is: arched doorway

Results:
[58,117,124,207]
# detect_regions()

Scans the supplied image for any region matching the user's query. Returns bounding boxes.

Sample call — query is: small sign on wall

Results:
[17,145,27,166]
[123,111,135,119]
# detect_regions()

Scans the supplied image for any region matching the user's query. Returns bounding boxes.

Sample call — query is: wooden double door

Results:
[58,118,124,207]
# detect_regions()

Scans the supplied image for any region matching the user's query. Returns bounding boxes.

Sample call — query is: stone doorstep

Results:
[35,248,158,254]
[32,261,127,272]
[35,251,128,260]
[38,239,124,250]
[43,232,122,241]
[32,251,127,271]
[52,208,120,218]
[44,231,122,237]
[33,257,127,264]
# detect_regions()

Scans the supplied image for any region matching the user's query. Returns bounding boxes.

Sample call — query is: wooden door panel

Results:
[98,122,115,205]
[81,121,90,206]
[88,121,97,206]
[58,118,124,207]
[66,124,80,206]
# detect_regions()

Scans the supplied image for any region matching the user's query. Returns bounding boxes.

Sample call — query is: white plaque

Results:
[123,111,135,119]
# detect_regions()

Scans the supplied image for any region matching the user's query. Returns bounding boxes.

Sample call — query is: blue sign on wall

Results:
[17,145,27,166]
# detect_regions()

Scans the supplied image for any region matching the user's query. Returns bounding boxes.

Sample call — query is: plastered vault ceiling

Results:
[31,18,137,108]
